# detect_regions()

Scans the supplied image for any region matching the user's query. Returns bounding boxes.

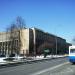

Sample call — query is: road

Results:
[0,57,75,75]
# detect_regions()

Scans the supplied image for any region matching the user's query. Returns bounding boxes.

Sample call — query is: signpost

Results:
[44,49,49,58]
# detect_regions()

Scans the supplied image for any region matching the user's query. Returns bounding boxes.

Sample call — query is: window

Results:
[70,49,75,53]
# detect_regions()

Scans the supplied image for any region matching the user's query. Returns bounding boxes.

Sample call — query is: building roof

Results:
[31,27,65,40]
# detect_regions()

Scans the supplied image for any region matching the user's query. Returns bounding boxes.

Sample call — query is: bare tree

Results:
[15,16,26,29]
[6,16,26,56]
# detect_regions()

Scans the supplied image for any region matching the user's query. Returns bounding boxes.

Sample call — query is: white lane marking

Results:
[50,67,73,75]
[31,62,69,75]
[0,58,67,74]
[0,60,58,74]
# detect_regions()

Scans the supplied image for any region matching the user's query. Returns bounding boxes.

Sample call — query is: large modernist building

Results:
[0,28,71,56]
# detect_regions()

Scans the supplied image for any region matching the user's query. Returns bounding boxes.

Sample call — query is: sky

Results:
[0,0,75,43]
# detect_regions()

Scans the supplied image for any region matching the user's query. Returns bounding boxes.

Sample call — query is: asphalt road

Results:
[0,57,73,75]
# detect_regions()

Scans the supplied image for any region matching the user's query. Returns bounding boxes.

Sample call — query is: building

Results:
[0,28,71,56]
[31,28,67,55]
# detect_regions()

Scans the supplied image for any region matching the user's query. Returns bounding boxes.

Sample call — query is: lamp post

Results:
[54,24,62,55]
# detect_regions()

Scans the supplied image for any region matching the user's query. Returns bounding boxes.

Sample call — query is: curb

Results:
[0,56,67,69]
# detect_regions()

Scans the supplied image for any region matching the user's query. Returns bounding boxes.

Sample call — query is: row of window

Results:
[0,40,19,48]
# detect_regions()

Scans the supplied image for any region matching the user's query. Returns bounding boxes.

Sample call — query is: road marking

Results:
[0,58,67,74]
[50,67,73,75]
[31,62,69,75]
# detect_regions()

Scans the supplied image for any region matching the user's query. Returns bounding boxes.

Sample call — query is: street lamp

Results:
[54,24,62,55]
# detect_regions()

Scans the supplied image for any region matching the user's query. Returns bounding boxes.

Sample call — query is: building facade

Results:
[0,28,70,56]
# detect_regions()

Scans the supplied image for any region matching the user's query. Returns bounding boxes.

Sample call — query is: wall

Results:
[20,29,29,55]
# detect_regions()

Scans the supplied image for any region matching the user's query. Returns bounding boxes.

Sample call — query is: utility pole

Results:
[55,36,57,55]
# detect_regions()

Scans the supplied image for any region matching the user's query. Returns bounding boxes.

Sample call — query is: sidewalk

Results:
[0,55,67,67]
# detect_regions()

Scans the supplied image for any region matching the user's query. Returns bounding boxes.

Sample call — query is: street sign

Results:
[44,49,49,53]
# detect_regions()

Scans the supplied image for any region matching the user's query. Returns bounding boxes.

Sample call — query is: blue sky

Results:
[0,0,75,43]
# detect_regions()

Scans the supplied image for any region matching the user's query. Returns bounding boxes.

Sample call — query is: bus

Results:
[69,46,75,63]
